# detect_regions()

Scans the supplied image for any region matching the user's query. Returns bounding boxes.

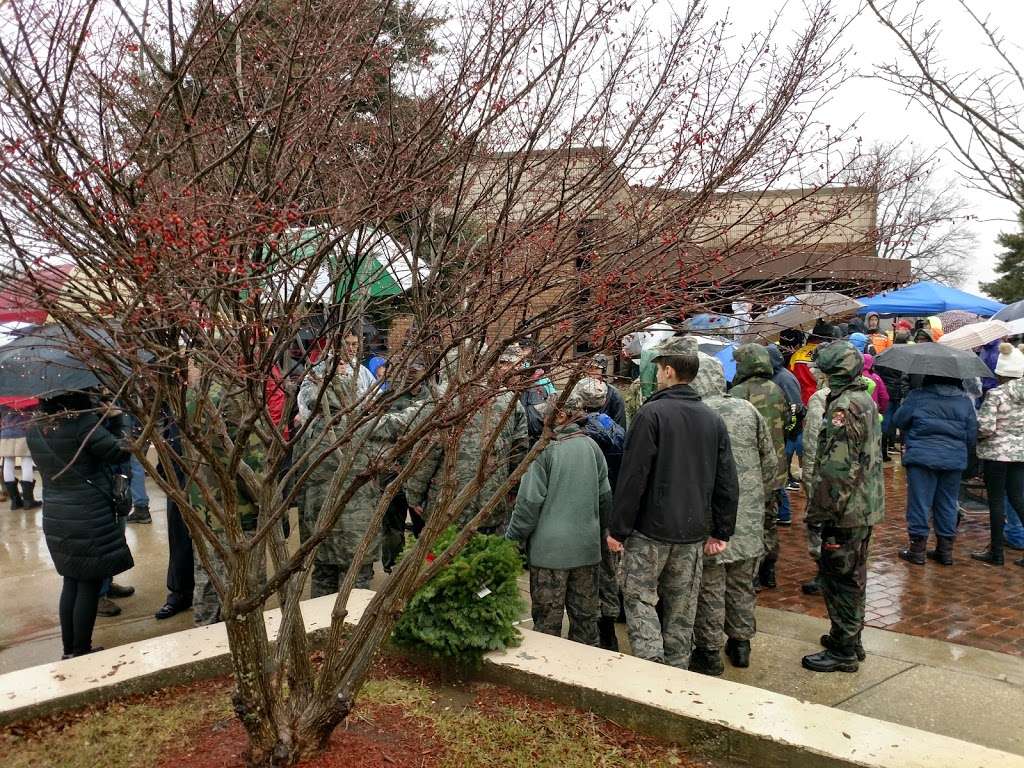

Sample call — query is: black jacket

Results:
[28,412,134,581]
[610,384,738,544]
[602,386,627,429]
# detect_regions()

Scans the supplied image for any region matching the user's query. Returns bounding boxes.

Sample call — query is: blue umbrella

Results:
[715,344,737,383]
[857,281,1004,317]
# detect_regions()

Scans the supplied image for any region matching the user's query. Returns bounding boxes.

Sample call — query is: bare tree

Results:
[854,142,977,284]
[0,0,879,765]
[866,0,1024,207]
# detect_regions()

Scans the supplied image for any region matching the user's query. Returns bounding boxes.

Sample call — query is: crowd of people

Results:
[7,314,1024,670]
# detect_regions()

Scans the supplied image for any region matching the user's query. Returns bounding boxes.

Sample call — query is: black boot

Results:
[899,535,927,565]
[756,558,777,591]
[689,647,724,676]
[927,535,955,566]
[802,559,824,595]
[127,505,151,524]
[725,637,751,668]
[820,633,866,661]
[970,548,1004,566]
[4,481,23,510]
[20,480,42,510]
[598,616,619,652]
[802,648,859,673]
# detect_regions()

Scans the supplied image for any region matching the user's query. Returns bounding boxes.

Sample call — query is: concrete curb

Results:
[1,591,1021,768]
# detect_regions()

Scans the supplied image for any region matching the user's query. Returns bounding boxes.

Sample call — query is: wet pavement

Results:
[1,461,1021,675]
[760,461,1024,657]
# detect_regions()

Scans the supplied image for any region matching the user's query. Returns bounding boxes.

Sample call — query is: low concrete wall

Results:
[1,590,1020,768]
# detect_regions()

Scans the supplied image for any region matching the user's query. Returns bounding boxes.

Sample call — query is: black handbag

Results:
[109,471,133,517]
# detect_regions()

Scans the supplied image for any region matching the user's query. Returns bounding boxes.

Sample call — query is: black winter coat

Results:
[28,412,134,580]
[610,384,738,544]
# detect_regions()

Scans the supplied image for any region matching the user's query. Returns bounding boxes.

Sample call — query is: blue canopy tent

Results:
[857,282,1004,317]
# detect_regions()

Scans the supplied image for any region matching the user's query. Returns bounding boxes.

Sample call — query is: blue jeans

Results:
[130,454,149,507]
[777,488,791,523]
[1005,495,1024,549]
[905,466,961,538]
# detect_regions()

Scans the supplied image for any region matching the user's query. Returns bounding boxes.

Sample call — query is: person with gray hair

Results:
[505,383,612,646]
[607,337,739,669]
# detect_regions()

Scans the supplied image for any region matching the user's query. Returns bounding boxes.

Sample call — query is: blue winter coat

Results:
[892,384,978,471]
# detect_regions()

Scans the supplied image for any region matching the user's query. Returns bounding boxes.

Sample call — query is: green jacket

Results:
[806,342,885,528]
[506,422,611,569]
[730,344,788,490]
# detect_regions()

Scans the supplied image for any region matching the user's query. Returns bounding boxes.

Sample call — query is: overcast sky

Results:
[651,0,1023,296]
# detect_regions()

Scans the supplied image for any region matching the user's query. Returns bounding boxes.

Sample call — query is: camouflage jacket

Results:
[729,344,788,490]
[692,353,774,563]
[800,387,829,499]
[186,384,264,532]
[805,342,884,528]
[405,388,529,529]
[976,378,1024,463]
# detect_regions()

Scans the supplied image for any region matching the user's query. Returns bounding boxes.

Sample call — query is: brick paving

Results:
[760,462,1024,657]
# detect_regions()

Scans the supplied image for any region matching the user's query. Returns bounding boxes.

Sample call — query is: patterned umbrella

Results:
[938,320,1012,351]
[938,310,980,334]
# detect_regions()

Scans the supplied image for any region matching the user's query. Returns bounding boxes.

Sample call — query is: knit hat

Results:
[995,342,1024,379]
[848,332,869,352]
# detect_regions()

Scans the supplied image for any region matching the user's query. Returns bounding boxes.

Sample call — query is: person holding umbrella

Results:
[972,344,1024,567]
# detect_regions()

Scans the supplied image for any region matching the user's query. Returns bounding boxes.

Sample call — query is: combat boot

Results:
[4,481,24,511]
[127,504,151,524]
[756,559,777,591]
[20,481,42,510]
[927,535,954,566]
[801,560,824,595]
[598,617,619,652]
[688,647,724,676]
[802,648,859,673]
[898,535,927,565]
[725,638,750,668]
[820,633,866,661]
[970,548,1004,566]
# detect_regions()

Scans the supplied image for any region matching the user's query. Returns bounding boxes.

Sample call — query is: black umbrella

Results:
[992,299,1024,323]
[0,324,125,398]
[874,343,994,379]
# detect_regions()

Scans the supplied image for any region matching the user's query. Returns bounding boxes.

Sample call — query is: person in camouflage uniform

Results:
[506,383,612,646]
[729,344,789,590]
[801,341,884,673]
[799,366,830,596]
[405,349,529,534]
[689,353,776,674]
[575,377,626,651]
[186,382,267,626]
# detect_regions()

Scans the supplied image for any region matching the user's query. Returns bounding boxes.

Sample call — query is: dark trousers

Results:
[983,461,1024,557]
[905,466,961,539]
[820,526,872,655]
[59,577,103,656]
[166,500,195,606]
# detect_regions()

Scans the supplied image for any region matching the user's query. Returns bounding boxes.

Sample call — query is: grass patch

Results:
[1,681,232,768]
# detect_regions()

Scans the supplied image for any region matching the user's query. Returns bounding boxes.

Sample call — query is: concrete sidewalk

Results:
[517,601,1024,756]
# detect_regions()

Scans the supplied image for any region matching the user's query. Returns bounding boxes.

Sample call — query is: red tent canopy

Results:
[0,264,75,323]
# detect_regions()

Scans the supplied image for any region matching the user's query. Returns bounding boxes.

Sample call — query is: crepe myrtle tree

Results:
[0,0,880,764]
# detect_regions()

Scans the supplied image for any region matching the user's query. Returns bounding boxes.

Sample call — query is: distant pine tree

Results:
[982,206,1024,302]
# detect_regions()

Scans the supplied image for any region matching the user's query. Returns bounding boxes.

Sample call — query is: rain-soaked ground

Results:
[1,460,1021,674]
[762,461,1024,657]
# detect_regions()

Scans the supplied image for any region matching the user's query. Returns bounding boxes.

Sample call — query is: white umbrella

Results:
[1006,317,1024,336]
[750,292,864,334]
[938,319,1012,351]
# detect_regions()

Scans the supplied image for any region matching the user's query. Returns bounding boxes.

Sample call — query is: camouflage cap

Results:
[498,343,524,364]
[570,377,608,410]
[649,336,698,359]
[589,353,609,369]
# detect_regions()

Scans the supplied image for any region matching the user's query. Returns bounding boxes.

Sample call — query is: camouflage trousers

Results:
[622,533,703,669]
[193,535,267,626]
[599,535,622,619]
[311,559,375,599]
[806,523,823,562]
[820,525,872,654]
[693,557,758,651]
[529,565,600,646]
[762,492,780,563]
